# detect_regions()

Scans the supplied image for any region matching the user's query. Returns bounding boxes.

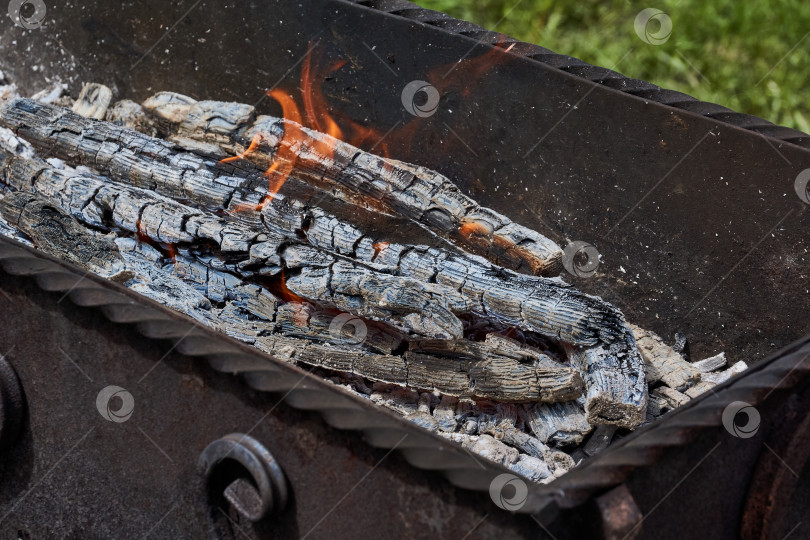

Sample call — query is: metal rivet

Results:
[199,433,288,522]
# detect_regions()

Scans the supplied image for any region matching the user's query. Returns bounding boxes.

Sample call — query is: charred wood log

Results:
[139,92,564,276]
[692,352,726,373]
[0,98,630,349]
[0,98,648,426]
[524,401,593,446]
[701,360,746,384]
[0,153,467,339]
[0,191,132,281]
[566,334,648,428]
[630,323,701,391]
[0,161,582,404]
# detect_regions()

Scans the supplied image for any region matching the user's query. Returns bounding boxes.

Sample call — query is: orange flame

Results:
[135,218,179,269]
[372,241,389,259]
[220,132,262,164]
[135,218,149,244]
[225,89,304,213]
[166,243,178,266]
[302,52,346,141]
[275,269,306,304]
[257,88,307,210]
[429,40,517,98]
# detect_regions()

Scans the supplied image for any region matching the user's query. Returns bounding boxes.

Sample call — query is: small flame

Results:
[276,269,306,304]
[220,132,262,164]
[302,53,346,141]
[372,241,389,259]
[135,218,179,270]
[248,88,304,211]
[135,218,149,244]
[166,243,178,266]
[227,44,404,213]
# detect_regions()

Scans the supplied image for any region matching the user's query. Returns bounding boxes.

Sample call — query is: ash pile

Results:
[0,77,744,483]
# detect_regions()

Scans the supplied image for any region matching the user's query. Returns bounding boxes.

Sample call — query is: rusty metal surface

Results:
[618,372,810,540]
[741,375,810,540]
[594,484,642,540]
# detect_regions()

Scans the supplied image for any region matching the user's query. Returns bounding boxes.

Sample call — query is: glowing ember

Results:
[135,218,149,244]
[165,242,178,266]
[459,220,493,238]
[372,241,389,259]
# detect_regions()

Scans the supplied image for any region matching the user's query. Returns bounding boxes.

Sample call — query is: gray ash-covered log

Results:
[0,97,652,424]
[0,151,583,403]
[0,83,743,482]
[141,92,564,277]
[0,190,132,281]
[0,99,624,345]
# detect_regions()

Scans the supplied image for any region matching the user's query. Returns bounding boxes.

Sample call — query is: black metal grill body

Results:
[0,1,808,538]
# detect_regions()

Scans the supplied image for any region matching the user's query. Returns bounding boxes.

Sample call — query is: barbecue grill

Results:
[0,1,808,538]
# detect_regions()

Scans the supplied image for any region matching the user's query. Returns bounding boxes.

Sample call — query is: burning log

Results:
[0,97,651,426]
[0,98,628,347]
[0,87,687,482]
[268,199,627,347]
[0,153,467,338]
[0,157,583,403]
[140,92,564,277]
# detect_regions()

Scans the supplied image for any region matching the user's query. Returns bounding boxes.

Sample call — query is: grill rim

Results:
[348,0,810,150]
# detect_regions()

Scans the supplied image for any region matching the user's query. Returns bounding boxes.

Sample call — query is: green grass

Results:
[417,0,810,133]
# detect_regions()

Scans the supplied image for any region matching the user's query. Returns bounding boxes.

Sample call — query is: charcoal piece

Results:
[630,323,701,391]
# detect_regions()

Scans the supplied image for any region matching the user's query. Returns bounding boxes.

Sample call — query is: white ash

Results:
[701,360,747,385]
[692,352,727,373]
[0,126,34,158]
[30,81,69,105]
[73,82,113,120]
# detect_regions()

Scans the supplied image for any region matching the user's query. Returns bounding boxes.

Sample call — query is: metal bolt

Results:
[199,433,288,522]
[0,355,24,450]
